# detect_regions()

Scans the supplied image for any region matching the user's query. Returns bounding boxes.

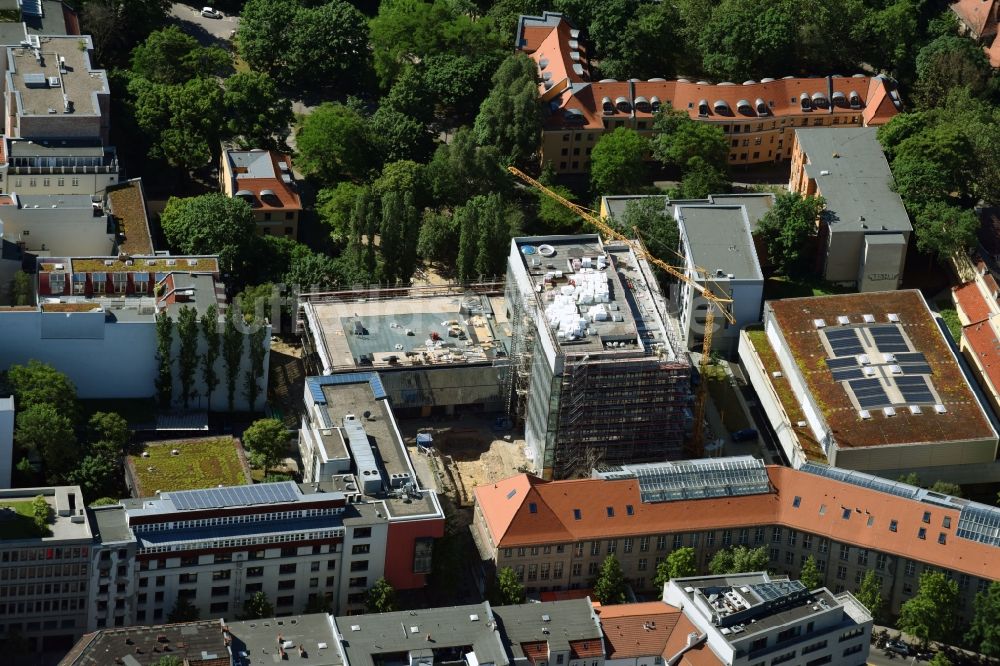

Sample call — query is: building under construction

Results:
[505,235,691,479]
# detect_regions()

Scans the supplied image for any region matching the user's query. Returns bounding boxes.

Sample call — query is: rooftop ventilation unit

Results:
[909,405,922,415]
[883,407,896,417]
[104,259,114,266]
[888,365,902,375]
[934,404,947,414]
[813,318,826,329]
[887,313,900,322]
[862,366,876,377]
[862,314,875,323]
[837,315,850,325]
[47,76,59,88]
[23,72,46,87]
[857,354,869,365]
[883,353,896,363]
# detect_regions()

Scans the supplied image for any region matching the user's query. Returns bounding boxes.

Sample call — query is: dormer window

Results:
[800,92,811,111]
[615,96,631,113]
[602,96,614,115]
[849,91,862,108]
[698,99,709,116]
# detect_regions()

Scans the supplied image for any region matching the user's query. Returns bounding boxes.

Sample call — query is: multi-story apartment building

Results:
[0,192,115,256]
[3,137,119,196]
[472,457,1000,626]
[515,12,900,175]
[739,290,999,480]
[0,486,94,653]
[505,235,690,479]
[0,254,271,411]
[221,148,302,238]
[663,573,872,666]
[788,127,911,291]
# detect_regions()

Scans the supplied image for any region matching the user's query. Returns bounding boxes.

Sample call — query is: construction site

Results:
[505,234,693,479]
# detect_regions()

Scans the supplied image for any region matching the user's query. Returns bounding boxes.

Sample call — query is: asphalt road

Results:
[169,3,239,47]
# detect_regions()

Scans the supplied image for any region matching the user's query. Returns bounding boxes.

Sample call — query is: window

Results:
[72,178,79,186]
[134,273,149,293]
[770,548,779,561]
[771,651,796,665]
[527,565,537,581]
[517,547,526,557]
[350,560,368,572]
[352,544,370,555]
[903,582,913,595]
[843,644,864,657]
[573,509,582,520]
[349,576,367,587]
[574,543,584,558]
[839,545,849,562]
[540,563,550,580]
[805,657,831,666]
[245,583,262,594]
[211,585,229,597]
[771,527,782,543]
[722,530,732,546]
[754,527,764,545]
[591,541,600,556]
[922,511,931,524]
[606,506,614,518]
[553,563,563,579]
[247,567,263,578]
[638,558,647,571]
[876,553,887,570]
[607,539,617,554]
[819,504,826,516]
[890,520,898,532]
[841,508,851,520]
[626,505,634,516]
[918,528,927,540]
[784,552,794,565]
[588,562,598,575]
[673,534,683,549]
[656,536,667,550]
[572,563,581,576]
[623,538,633,553]
[739,528,749,545]
[112,272,126,294]
[943,516,951,529]
[353,527,371,539]
[49,272,66,293]
[904,561,915,577]
[857,550,868,566]
[787,530,797,547]
[279,563,297,575]
[802,534,812,550]
[792,496,801,508]
[276,596,294,607]
[802,640,827,654]
[836,566,847,580]
[938,533,947,544]
[639,536,649,552]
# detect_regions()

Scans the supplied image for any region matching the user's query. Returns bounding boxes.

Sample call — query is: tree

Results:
[365,578,397,613]
[854,570,883,621]
[592,554,628,605]
[753,192,825,275]
[891,125,975,206]
[491,566,526,605]
[798,555,822,590]
[236,0,369,92]
[285,251,342,292]
[244,324,268,413]
[675,157,730,199]
[129,76,224,172]
[914,36,991,109]
[8,270,31,306]
[421,53,501,125]
[598,2,680,79]
[473,54,542,166]
[70,454,121,502]
[618,198,679,283]
[88,412,130,457]
[696,0,798,81]
[913,201,980,263]
[318,182,365,241]
[80,0,171,66]
[708,546,770,575]
[380,191,406,285]
[31,495,50,534]
[130,26,229,85]
[200,306,220,409]
[223,71,293,149]
[418,210,459,265]
[654,547,697,588]
[370,107,435,165]
[590,128,648,195]
[454,194,522,282]
[16,404,78,483]
[898,571,959,646]
[295,103,374,183]
[928,654,953,666]
[966,581,1000,657]
[426,128,510,207]
[536,172,581,232]
[154,311,173,407]
[176,306,199,408]
[242,418,288,474]
[168,595,200,623]
[898,472,923,486]
[159,194,256,277]
[222,308,244,412]
[241,591,274,620]
[929,481,963,497]
[651,106,729,172]
[7,360,79,422]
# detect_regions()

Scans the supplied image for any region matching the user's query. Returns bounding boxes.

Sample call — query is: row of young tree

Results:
[154,304,267,413]
[492,547,1000,656]
[2,361,130,500]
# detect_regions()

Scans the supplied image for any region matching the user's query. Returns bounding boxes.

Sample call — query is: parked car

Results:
[885,641,911,656]
[201,7,222,18]
[730,428,758,442]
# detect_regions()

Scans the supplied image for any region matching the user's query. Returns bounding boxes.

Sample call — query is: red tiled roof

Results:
[963,319,1000,396]
[227,150,302,211]
[662,615,720,666]
[952,0,999,39]
[954,282,993,325]
[597,602,680,660]
[521,641,548,663]
[569,639,603,659]
[474,466,1000,580]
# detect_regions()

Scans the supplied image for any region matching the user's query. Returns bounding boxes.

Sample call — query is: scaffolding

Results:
[503,281,537,421]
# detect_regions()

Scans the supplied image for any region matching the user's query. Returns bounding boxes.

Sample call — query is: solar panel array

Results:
[800,463,921,499]
[168,482,300,511]
[956,505,1000,547]
[634,458,771,503]
[825,328,864,356]
[869,324,909,353]
[825,357,865,382]
[750,580,806,602]
[896,376,935,404]
[849,378,892,410]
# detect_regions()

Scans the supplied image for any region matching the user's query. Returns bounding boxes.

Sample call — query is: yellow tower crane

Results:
[507,166,735,456]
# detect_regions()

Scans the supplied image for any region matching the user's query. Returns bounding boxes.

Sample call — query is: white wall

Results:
[0,310,270,412]
[0,396,13,488]
[5,171,120,197]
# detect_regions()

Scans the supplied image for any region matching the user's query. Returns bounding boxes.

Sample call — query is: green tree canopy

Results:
[242,591,274,620]
[237,0,369,92]
[708,546,770,575]
[370,107,435,165]
[929,481,963,497]
[891,125,974,206]
[80,0,171,66]
[798,555,822,590]
[590,128,649,195]
[966,581,1000,657]
[651,106,728,172]
[242,418,289,474]
[318,182,366,242]
[168,596,200,623]
[88,412,130,457]
[454,194,523,282]
[130,26,229,85]
[697,0,798,81]
[8,270,32,306]
[753,192,825,276]
[16,404,78,483]
[898,571,959,647]
[7,360,80,423]
[159,194,256,277]
[854,570,883,621]
[593,554,628,605]
[365,578,397,613]
[223,71,293,150]
[295,103,375,183]
[473,54,542,166]
[426,128,510,207]
[912,201,980,263]
[597,2,680,79]
[914,36,991,109]
[491,566,526,605]
[70,453,121,502]
[654,547,698,588]
[418,210,459,265]
[674,157,730,199]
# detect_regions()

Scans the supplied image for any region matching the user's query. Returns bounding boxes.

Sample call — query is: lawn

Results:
[0,501,47,540]
[128,437,251,496]
[763,275,851,300]
[936,305,963,343]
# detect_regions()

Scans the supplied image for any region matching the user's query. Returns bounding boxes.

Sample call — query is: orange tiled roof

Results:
[474,466,1000,580]
[952,0,999,39]
[597,602,680,660]
[954,282,993,325]
[521,641,548,663]
[963,319,1000,396]
[662,615,720,665]
[569,639,604,659]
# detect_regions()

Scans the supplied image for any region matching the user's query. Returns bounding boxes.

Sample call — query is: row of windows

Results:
[12,177,82,188]
[0,546,89,563]
[134,508,342,533]
[0,597,85,615]
[138,529,343,554]
[0,581,85,597]
[0,563,88,580]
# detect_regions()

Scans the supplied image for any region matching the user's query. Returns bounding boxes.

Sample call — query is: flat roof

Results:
[308,291,508,372]
[795,127,911,234]
[226,614,342,665]
[677,205,762,281]
[514,235,676,356]
[335,603,508,666]
[107,180,154,256]
[7,36,107,117]
[602,193,775,232]
[89,504,132,544]
[0,485,93,542]
[7,138,105,157]
[766,290,995,448]
[60,620,228,666]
